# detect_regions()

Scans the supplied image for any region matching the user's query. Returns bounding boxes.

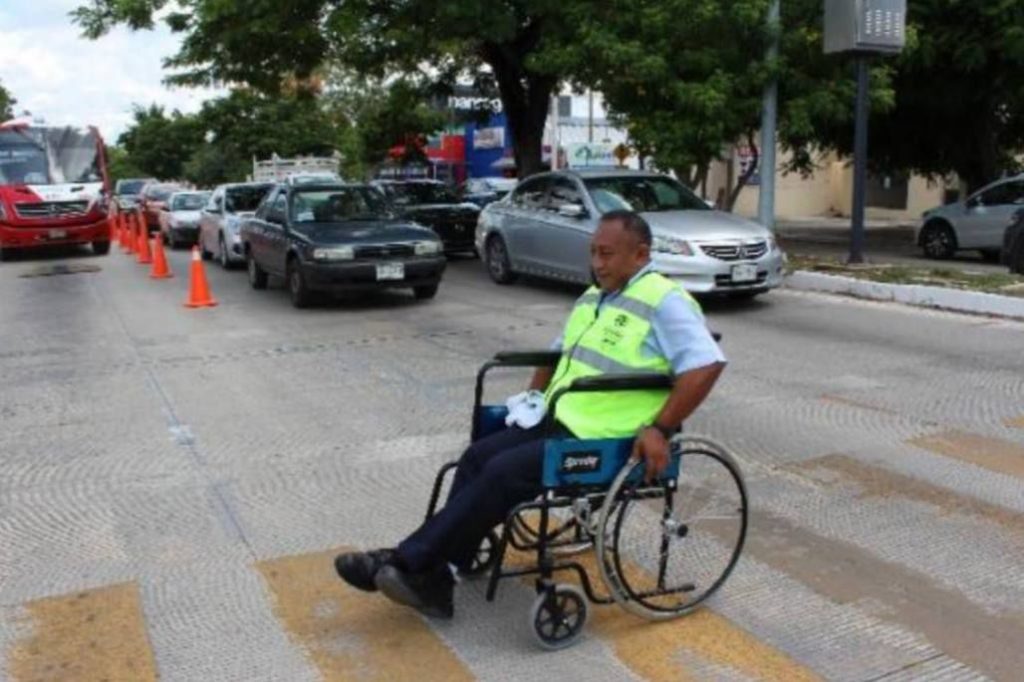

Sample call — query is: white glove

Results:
[504,390,548,429]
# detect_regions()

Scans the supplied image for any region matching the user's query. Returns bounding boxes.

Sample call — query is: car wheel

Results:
[247,251,268,290]
[91,240,111,256]
[287,259,314,308]
[485,235,517,285]
[413,284,439,300]
[218,235,232,270]
[920,221,957,259]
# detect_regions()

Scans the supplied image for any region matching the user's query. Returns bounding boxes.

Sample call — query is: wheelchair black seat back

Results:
[426,346,748,650]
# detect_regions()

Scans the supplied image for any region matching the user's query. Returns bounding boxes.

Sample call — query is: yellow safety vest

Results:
[545,271,701,439]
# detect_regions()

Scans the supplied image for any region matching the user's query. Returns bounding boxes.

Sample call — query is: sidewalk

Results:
[773,217,1008,275]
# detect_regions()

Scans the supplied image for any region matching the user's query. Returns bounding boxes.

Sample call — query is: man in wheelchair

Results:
[336,210,726,619]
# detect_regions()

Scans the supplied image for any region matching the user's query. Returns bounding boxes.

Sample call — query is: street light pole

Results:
[757,0,780,231]
[848,55,870,264]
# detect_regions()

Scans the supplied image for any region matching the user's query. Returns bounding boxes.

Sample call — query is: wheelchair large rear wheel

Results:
[595,436,748,620]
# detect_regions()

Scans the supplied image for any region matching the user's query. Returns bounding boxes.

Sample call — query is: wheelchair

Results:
[425,346,749,650]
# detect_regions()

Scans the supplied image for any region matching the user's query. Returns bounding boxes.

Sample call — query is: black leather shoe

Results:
[334,549,397,592]
[375,564,454,619]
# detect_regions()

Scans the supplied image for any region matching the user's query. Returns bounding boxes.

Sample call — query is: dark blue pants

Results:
[397,424,567,572]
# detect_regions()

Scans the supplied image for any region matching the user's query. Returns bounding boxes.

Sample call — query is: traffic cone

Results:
[150,234,173,279]
[184,246,217,308]
[121,214,133,254]
[136,225,153,265]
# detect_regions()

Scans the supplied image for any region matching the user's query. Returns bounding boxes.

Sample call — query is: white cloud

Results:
[0,0,223,142]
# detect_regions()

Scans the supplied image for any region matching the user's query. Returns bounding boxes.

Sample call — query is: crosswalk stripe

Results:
[562,554,820,682]
[908,429,1024,478]
[7,582,158,682]
[256,548,474,681]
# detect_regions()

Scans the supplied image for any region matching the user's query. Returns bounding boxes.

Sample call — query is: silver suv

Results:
[198,182,274,268]
[917,173,1024,261]
[475,169,785,297]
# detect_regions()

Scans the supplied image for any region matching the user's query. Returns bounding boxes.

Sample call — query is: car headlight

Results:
[767,235,780,252]
[652,235,694,256]
[313,246,355,261]
[414,240,441,256]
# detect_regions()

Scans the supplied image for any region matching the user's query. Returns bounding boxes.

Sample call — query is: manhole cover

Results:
[18,263,102,278]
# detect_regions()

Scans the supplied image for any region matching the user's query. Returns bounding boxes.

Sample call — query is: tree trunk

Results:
[726,132,759,212]
[480,39,557,179]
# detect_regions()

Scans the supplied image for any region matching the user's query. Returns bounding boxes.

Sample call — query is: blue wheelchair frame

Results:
[424,350,688,608]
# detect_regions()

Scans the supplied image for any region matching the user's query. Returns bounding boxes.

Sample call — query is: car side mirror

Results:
[966,196,981,209]
[558,203,587,219]
[267,211,285,226]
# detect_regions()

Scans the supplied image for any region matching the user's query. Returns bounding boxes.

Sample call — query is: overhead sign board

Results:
[824,0,906,54]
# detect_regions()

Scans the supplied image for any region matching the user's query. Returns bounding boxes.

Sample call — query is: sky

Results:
[0,0,222,142]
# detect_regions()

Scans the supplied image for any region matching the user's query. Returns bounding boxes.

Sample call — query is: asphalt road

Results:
[1,243,1022,681]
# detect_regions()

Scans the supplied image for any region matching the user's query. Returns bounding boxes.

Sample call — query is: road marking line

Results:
[504,540,818,681]
[8,582,158,682]
[907,429,1024,479]
[256,548,473,682]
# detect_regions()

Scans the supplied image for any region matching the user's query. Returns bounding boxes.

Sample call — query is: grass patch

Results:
[788,255,1024,298]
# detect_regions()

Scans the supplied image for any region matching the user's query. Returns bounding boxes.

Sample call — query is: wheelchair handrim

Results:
[595,436,749,620]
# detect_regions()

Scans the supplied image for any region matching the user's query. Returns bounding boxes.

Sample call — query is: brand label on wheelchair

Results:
[561,451,602,474]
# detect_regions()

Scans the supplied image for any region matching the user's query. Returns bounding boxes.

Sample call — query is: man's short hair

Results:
[600,210,652,246]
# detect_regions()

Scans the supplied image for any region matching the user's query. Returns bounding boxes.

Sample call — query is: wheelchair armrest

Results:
[568,373,673,392]
[492,350,562,367]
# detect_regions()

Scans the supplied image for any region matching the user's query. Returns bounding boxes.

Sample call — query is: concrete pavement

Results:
[1,244,1023,680]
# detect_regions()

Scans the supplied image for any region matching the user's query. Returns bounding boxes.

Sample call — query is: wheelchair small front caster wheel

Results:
[528,584,588,650]
[462,529,500,578]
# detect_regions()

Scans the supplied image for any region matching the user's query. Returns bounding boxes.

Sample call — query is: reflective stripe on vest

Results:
[545,271,700,439]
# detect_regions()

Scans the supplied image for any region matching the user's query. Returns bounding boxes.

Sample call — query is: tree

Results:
[72,0,591,177]
[323,73,447,179]
[546,0,892,209]
[105,145,145,183]
[0,79,16,120]
[118,105,204,180]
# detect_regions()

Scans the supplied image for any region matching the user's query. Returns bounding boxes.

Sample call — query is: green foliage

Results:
[0,79,17,120]
[117,104,205,180]
[104,145,145,183]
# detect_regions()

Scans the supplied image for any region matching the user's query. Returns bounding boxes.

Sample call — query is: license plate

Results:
[48,229,67,239]
[731,263,758,283]
[376,262,405,280]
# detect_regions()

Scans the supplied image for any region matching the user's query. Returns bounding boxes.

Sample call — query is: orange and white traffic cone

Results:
[136,224,153,265]
[150,234,173,279]
[184,246,217,308]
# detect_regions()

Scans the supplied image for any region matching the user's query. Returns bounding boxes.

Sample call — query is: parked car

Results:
[373,179,480,254]
[285,172,343,186]
[240,183,446,307]
[917,173,1024,261]
[1002,208,1024,274]
[198,182,274,269]
[461,177,518,208]
[138,182,183,233]
[158,191,210,248]
[475,169,786,298]
[113,177,156,212]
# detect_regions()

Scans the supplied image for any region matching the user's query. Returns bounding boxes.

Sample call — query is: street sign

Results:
[824,0,906,55]
[566,143,616,169]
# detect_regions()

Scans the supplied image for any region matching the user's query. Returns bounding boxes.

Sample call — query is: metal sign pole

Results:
[849,55,870,264]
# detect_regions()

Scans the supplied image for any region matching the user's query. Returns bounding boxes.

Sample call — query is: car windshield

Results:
[171,193,208,210]
[147,186,176,201]
[583,176,710,213]
[226,185,272,213]
[389,182,458,205]
[291,187,392,223]
[0,126,103,186]
[116,179,147,195]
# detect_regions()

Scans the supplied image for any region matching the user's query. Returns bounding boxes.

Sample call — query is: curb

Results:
[784,270,1024,321]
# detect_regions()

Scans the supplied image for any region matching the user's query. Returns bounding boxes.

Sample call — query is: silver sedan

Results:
[475,169,786,297]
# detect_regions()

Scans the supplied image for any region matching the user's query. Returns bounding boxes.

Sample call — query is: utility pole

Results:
[848,56,870,263]
[757,0,780,231]
[588,90,594,143]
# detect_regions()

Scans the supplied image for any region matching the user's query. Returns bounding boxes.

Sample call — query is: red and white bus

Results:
[0,118,112,259]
